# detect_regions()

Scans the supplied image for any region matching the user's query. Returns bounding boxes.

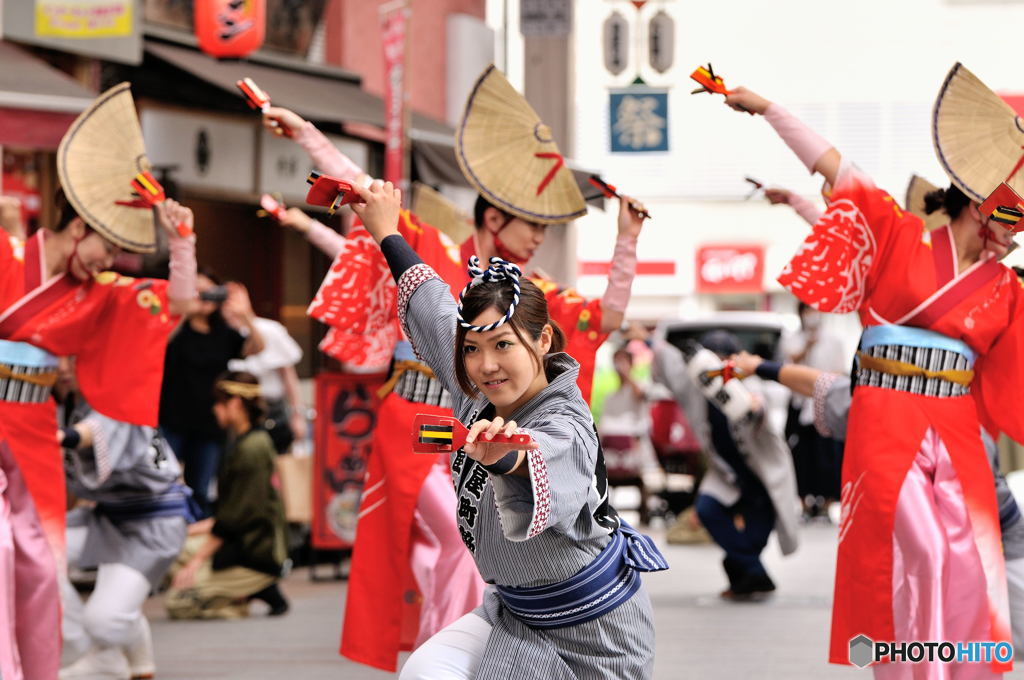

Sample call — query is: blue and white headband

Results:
[456,256,522,332]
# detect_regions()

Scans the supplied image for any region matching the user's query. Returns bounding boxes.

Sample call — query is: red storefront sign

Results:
[312,371,386,550]
[380,1,409,186]
[696,244,764,293]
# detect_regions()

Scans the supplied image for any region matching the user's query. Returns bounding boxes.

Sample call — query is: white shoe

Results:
[124,617,156,679]
[59,647,130,680]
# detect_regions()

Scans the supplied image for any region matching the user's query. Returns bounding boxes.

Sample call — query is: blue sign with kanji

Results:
[609,87,669,153]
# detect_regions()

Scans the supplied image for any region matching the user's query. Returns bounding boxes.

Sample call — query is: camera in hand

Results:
[199,285,228,303]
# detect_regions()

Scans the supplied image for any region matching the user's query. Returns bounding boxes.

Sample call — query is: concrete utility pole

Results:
[519,0,576,285]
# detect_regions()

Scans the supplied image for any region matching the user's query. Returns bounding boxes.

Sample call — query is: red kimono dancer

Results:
[779,165,1018,676]
[0,231,178,680]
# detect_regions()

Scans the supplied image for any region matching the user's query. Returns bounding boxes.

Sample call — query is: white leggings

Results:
[399,613,492,680]
[60,525,152,666]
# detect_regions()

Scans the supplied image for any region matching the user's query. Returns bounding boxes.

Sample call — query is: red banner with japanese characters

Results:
[312,371,386,550]
[696,244,764,293]
[381,2,409,186]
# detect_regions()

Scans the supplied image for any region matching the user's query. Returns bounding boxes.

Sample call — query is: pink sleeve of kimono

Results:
[787,193,824,226]
[763,104,833,174]
[167,235,197,301]
[601,234,638,313]
[293,121,365,182]
[306,220,346,259]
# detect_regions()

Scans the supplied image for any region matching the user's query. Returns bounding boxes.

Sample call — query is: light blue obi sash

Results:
[861,325,975,367]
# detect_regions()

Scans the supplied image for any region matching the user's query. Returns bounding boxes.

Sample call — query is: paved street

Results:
[144,523,1024,679]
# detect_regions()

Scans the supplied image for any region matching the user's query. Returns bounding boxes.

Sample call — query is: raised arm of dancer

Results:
[724,88,841,189]
[350,181,461,398]
[599,195,646,333]
[765,188,823,226]
[159,199,199,317]
[263,106,367,184]
[277,206,346,259]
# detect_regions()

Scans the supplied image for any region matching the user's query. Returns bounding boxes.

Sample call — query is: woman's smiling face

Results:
[461,306,551,413]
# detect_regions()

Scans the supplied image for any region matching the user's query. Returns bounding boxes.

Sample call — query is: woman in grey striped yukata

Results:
[348,179,667,679]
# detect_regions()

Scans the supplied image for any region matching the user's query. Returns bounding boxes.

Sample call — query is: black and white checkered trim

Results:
[397,263,441,361]
[0,364,53,404]
[855,344,970,397]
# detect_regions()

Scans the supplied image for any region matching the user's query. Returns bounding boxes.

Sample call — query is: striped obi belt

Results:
[494,520,668,629]
[856,325,976,398]
[96,484,200,524]
[0,339,58,404]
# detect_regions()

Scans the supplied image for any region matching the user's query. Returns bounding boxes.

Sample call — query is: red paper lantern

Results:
[194,0,266,59]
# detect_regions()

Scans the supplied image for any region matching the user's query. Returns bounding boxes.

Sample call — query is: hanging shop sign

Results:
[609,86,669,153]
[520,0,571,37]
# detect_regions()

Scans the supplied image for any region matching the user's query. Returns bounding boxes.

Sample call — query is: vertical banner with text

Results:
[380,1,410,188]
[312,372,386,550]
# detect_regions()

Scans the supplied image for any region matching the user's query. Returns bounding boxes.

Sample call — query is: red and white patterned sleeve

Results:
[777,160,916,314]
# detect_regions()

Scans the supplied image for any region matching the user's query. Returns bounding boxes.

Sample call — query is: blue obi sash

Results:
[96,484,200,524]
[494,521,668,629]
[861,325,975,366]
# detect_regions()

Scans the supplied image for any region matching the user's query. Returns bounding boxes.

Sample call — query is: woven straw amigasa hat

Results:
[904,174,948,231]
[456,65,586,225]
[933,63,1024,204]
[57,82,157,253]
[411,182,474,245]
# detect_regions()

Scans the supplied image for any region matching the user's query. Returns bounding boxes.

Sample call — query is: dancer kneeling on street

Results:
[164,372,288,620]
[351,179,667,680]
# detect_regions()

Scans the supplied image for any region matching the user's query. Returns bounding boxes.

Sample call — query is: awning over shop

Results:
[145,40,602,209]
[145,41,452,139]
[0,41,96,149]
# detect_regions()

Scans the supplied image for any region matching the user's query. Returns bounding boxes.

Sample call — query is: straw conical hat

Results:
[456,65,586,225]
[411,182,474,244]
[57,82,156,253]
[905,175,948,231]
[932,63,1024,204]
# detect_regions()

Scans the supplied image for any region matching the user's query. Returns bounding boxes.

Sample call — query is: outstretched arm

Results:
[263,106,368,184]
[764,188,824,226]
[277,206,347,259]
[599,195,646,333]
[351,181,461,396]
[158,199,199,318]
[724,87,841,189]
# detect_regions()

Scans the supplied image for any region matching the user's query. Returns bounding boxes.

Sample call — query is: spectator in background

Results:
[159,272,264,516]
[0,196,25,240]
[165,372,288,620]
[598,335,662,526]
[228,316,306,454]
[652,331,799,600]
[779,302,847,520]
